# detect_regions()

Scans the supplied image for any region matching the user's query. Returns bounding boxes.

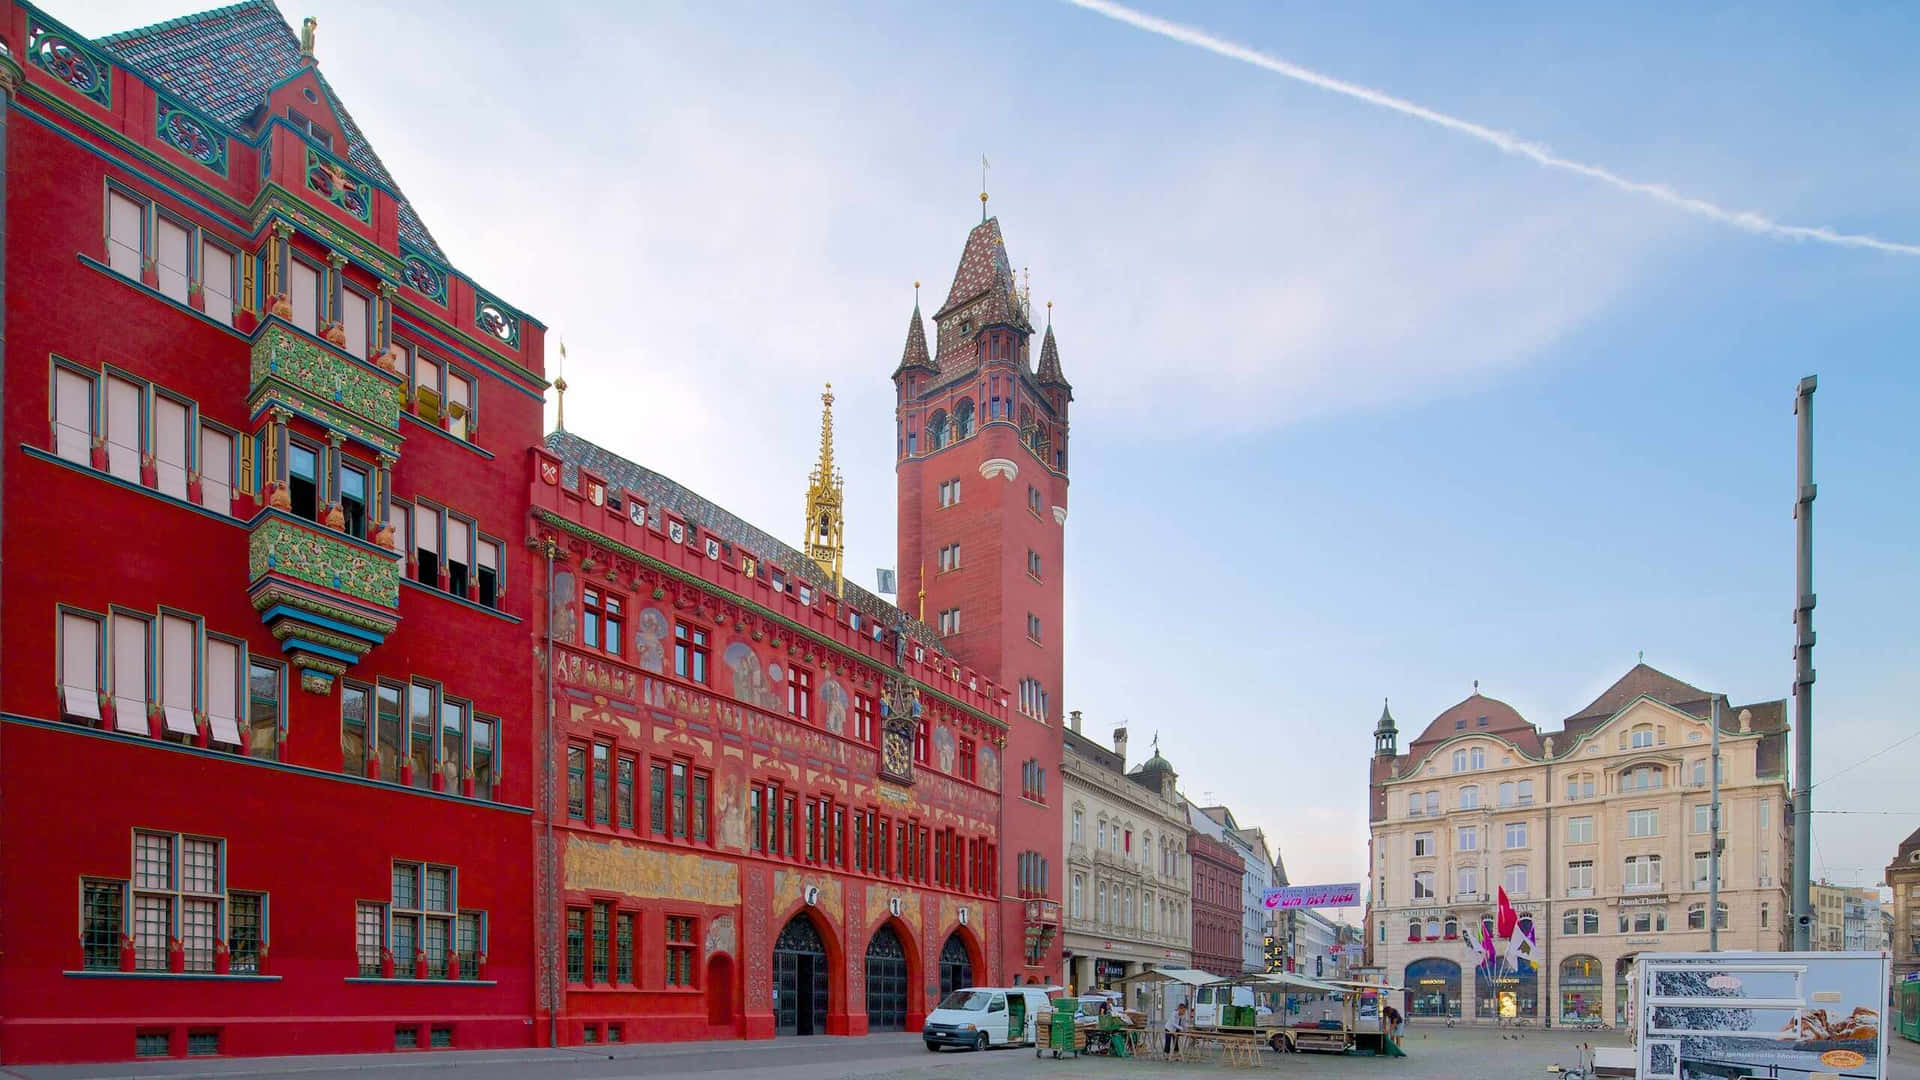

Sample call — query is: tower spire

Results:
[802,383,845,592]
[552,338,569,432]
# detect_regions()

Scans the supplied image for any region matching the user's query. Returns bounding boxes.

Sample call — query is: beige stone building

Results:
[1887,828,1920,983]
[1060,715,1192,1001]
[1366,665,1789,1026]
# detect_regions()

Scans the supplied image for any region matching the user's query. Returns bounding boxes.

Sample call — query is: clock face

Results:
[883,730,912,777]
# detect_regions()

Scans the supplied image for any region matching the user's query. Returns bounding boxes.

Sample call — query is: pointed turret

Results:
[892,289,936,379]
[1374,698,1398,758]
[1035,319,1072,396]
[802,384,845,592]
[930,217,1030,371]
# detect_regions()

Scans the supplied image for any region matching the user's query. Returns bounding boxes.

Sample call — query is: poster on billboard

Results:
[1635,951,1890,1080]
[1260,882,1362,910]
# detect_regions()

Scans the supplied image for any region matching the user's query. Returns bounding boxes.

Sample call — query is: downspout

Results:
[543,539,558,1048]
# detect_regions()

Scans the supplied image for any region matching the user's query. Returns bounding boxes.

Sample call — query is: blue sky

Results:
[76,0,1920,900]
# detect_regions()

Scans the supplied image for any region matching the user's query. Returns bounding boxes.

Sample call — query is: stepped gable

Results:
[545,430,947,655]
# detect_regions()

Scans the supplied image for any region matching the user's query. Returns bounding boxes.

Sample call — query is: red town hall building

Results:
[0,0,1073,1064]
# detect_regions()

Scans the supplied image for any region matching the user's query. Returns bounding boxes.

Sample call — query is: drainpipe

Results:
[543,539,559,1047]
[0,45,19,709]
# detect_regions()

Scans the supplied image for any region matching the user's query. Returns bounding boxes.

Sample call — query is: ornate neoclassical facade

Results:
[1060,717,1191,999]
[1366,665,1789,1026]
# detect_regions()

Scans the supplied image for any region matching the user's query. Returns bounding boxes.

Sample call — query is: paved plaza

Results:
[9,1026,1918,1080]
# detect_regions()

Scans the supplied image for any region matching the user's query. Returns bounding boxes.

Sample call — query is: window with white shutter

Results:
[107,192,143,278]
[105,376,142,483]
[111,613,150,734]
[341,288,370,358]
[389,500,410,565]
[287,259,320,333]
[445,516,471,596]
[414,502,439,584]
[200,427,233,513]
[53,367,94,465]
[160,614,198,737]
[153,396,190,499]
[60,612,103,722]
[477,538,501,609]
[201,242,235,326]
[414,353,443,425]
[204,638,242,747]
[446,374,472,440]
[155,217,190,303]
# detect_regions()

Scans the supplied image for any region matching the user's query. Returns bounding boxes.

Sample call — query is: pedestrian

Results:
[1167,1001,1189,1055]
[1383,1003,1403,1039]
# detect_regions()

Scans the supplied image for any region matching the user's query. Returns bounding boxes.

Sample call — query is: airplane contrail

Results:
[1065,0,1920,257]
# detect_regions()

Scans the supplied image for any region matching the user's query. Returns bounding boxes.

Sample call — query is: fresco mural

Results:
[551,569,577,642]
[933,724,956,773]
[978,745,1000,791]
[635,607,668,673]
[819,678,850,735]
[725,640,784,710]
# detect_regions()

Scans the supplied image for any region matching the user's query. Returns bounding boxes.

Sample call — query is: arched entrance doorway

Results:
[1403,957,1462,1019]
[865,925,910,1032]
[1559,955,1601,1023]
[774,915,829,1036]
[937,932,974,998]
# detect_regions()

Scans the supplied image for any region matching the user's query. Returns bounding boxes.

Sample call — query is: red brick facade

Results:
[1190,833,1246,976]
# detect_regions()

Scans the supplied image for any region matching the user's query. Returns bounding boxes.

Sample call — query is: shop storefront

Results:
[1614,955,1637,1027]
[1558,955,1602,1022]
[1094,958,1128,989]
[1404,957,1462,1019]
[1475,968,1538,1020]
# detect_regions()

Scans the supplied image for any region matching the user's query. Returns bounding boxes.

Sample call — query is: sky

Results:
[75,0,1920,905]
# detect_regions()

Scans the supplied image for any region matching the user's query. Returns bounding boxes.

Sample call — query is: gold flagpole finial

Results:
[552,338,568,431]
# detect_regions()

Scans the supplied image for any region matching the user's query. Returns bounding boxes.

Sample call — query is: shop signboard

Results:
[1260,882,1361,910]
[1635,951,1890,1080]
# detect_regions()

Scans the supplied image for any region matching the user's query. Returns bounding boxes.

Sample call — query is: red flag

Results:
[1496,886,1518,939]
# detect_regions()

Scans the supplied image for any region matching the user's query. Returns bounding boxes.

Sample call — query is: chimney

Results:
[1113,726,1128,764]
[1069,709,1083,734]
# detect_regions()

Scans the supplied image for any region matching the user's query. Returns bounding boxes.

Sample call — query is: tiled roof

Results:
[930,217,1029,370]
[1035,322,1070,391]
[1564,663,1711,730]
[97,0,447,261]
[544,430,949,655]
[1898,827,1920,860]
[893,299,934,377]
[1407,692,1542,757]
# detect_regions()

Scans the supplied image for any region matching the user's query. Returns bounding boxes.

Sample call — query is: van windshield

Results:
[938,990,991,1011]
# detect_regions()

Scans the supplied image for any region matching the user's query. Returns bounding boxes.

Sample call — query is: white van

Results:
[922,986,1056,1051]
[1192,985,1258,1029]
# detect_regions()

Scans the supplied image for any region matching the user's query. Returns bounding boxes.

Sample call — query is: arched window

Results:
[1623,723,1657,750]
[1622,765,1665,791]
[1499,781,1515,806]
[1443,916,1459,939]
[1582,908,1600,934]
[1452,749,1468,772]
[1563,909,1580,935]
[1425,791,1440,815]
[1565,772,1595,800]
[1687,902,1729,930]
[1406,919,1421,942]
[954,399,975,438]
[926,411,950,450]
[1459,785,1480,809]
[1424,918,1440,940]
[1561,955,1600,981]
[1471,747,1486,769]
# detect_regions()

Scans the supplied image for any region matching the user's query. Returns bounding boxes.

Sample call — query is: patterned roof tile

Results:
[544,430,950,656]
[97,0,447,261]
[892,299,934,377]
[1035,322,1070,391]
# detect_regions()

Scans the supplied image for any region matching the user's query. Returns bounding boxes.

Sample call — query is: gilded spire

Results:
[552,339,569,432]
[802,383,845,592]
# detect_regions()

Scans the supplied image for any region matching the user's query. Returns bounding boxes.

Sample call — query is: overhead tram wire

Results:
[1809,728,1920,790]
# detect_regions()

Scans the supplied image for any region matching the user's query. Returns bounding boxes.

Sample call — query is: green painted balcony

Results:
[248,317,404,457]
[247,510,401,693]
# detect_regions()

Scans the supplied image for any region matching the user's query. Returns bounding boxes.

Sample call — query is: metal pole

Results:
[1710,696,1722,952]
[543,541,559,1047]
[1791,376,1817,951]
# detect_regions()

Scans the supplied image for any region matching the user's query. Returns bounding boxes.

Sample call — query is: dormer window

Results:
[287,107,333,151]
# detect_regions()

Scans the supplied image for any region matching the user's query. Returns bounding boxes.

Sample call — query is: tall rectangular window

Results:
[247,660,282,759]
[341,287,371,359]
[202,637,241,747]
[590,901,611,983]
[693,772,710,844]
[445,516,471,597]
[592,744,611,824]
[665,916,697,987]
[567,745,587,819]
[788,665,813,722]
[201,241,235,325]
[229,892,264,973]
[158,613,198,739]
[105,375,142,483]
[565,908,585,983]
[471,717,495,801]
[407,681,435,787]
[53,366,94,465]
[674,623,709,683]
[81,879,125,970]
[476,539,502,609]
[446,373,473,441]
[649,763,667,835]
[616,755,635,828]
[414,503,440,586]
[342,682,370,775]
[375,683,403,779]
[60,611,103,724]
[199,427,233,513]
[150,396,192,500]
[287,442,320,520]
[107,191,143,278]
[287,258,321,334]
[413,351,442,426]
[155,217,190,303]
[852,693,875,742]
[110,612,149,735]
[615,912,635,984]
[439,697,467,791]
[339,463,369,539]
[671,762,688,838]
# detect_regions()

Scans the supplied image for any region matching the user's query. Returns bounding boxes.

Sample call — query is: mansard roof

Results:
[1405,692,1541,758]
[1561,662,1711,736]
[545,430,948,655]
[97,0,445,260]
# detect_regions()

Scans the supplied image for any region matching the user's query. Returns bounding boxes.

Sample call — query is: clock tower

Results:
[893,210,1071,983]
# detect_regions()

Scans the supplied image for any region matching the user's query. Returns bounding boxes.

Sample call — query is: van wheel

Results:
[975,1032,990,1052]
